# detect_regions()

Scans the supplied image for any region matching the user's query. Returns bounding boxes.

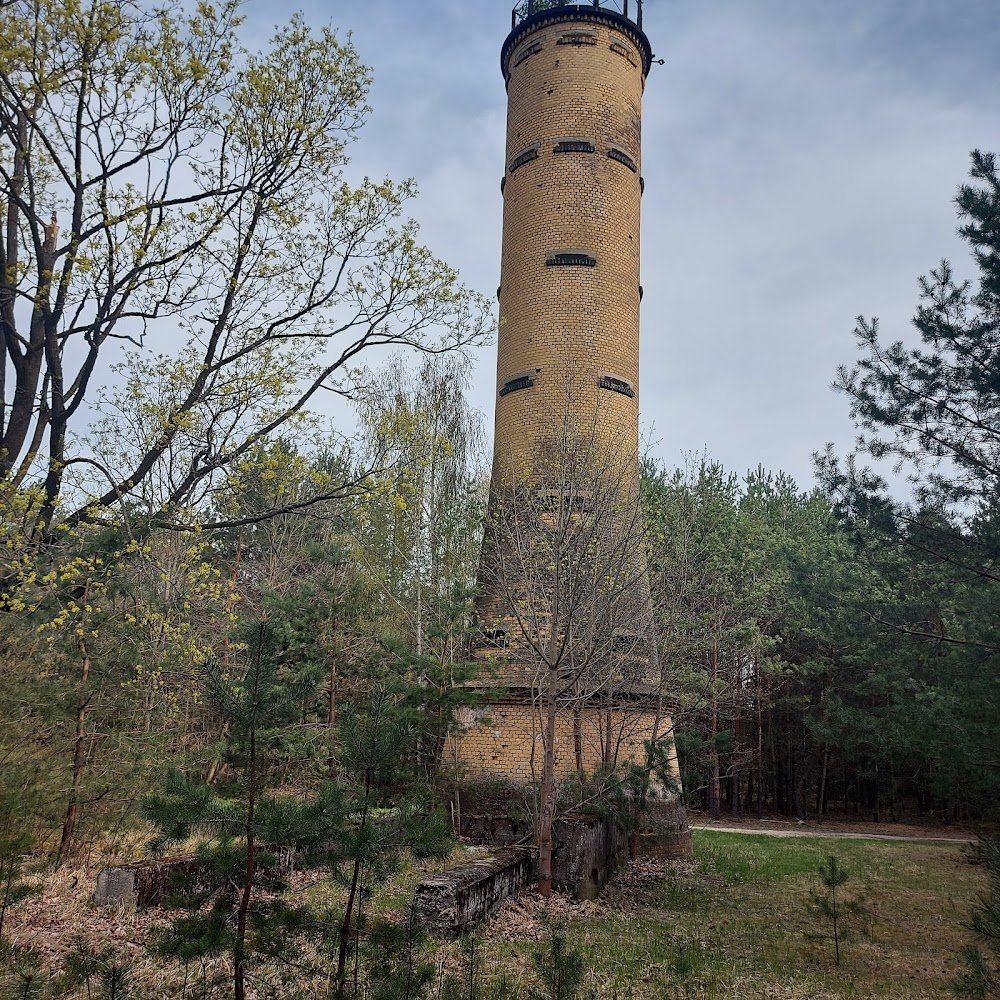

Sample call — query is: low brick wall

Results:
[636,828,693,860]
[413,847,537,935]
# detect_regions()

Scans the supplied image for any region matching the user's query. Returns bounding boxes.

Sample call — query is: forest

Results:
[2,0,1000,997]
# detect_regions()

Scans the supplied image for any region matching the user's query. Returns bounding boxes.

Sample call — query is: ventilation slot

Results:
[557,29,598,46]
[536,490,595,513]
[546,251,597,267]
[554,139,595,154]
[480,627,508,649]
[599,375,636,398]
[499,373,535,397]
[613,632,644,650]
[609,41,637,66]
[514,40,544,66]
[608,147,638,172]
[509,146,540,172]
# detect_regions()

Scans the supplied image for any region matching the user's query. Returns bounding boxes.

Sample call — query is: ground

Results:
[472,828,984,998]
[687,811,983,843]
[2,826,987,998]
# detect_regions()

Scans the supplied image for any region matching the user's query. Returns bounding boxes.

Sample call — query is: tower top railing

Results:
[510,0,643,31]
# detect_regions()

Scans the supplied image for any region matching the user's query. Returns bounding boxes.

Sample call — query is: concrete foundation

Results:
[459,813,627,900]
[413,847,537,935]
[94,849,295,907]
[95,858,201,907]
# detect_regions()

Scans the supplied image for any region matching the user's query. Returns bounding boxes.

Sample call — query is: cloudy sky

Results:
[245,0,1000,490]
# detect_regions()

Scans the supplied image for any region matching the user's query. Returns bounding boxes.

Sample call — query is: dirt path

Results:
[691,823,976,844]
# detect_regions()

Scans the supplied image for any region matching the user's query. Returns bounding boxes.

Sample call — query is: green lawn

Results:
[466,831,984,999]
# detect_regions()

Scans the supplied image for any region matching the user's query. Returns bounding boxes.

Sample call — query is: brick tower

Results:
[451,1,687,843]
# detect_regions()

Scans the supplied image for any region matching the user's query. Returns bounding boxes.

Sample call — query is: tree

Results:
[818,149,1000,818]
[353,353,488,652]
[643,459,766,819]
[527,929,594,1000]
[362,908,437,1000]
[809,855,867,967]
[484,410,659,895]
[954,839,1000,998]
[397,583,486,778]
[0,510,243,861]
[819,149,1000,627]
[142,621,342,1000]
[440,932,524,1000]
[811,855,850,965]
[1,0,490,533]
[330,682,451,994]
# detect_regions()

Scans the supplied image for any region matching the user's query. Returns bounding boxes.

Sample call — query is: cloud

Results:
[246,0,1000,490]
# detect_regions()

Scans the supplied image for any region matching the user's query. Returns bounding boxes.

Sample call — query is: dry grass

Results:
[0,832,985,998]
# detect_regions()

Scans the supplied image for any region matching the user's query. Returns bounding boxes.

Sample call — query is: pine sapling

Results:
[441,932,523,1000]
[810,854,866,965]
[528,928,595,1000]
[142,621,345,1000]
[100,962,132,1000]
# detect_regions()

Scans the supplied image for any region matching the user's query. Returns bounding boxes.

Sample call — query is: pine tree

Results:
[331,682,451,994]
[810,855,867,966]
[819,150,1000,818]
[142,621,345,1000]
[953,839,1000,998]
[363,908,436,1000]
[441,933,524,1000]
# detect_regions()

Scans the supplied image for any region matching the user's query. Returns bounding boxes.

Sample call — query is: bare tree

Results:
[482,406,663,894]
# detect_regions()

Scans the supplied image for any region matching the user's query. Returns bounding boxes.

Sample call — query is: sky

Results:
[243,0,1000,491]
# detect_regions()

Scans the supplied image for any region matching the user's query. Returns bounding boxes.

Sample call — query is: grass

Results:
[0,831,984,998]
[503,831,984,999]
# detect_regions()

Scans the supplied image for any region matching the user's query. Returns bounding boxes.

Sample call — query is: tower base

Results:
[445,696,691,871]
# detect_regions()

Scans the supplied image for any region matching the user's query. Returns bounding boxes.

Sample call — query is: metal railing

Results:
[511,0,643,31]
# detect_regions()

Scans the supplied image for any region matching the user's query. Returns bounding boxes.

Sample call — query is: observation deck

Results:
[503,1,652,78]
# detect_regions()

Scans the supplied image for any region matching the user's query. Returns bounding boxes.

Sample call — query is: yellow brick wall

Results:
[456,11,679,799]
[445,700,680,785]
[494,15,646,480]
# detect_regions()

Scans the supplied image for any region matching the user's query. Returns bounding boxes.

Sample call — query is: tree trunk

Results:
[817,744,830,817]
[337,858,362,989]
[573,706,583,777]
[537,671,559,897]
[234,713,257,1000]
[327,644,337,775]
[337,773,371,991]
[57,698,90,865]
[730,715,741,818]
[793,766,806,821]
[708,751,721,820]
[756,655,765,817]
[707,640,721,820]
